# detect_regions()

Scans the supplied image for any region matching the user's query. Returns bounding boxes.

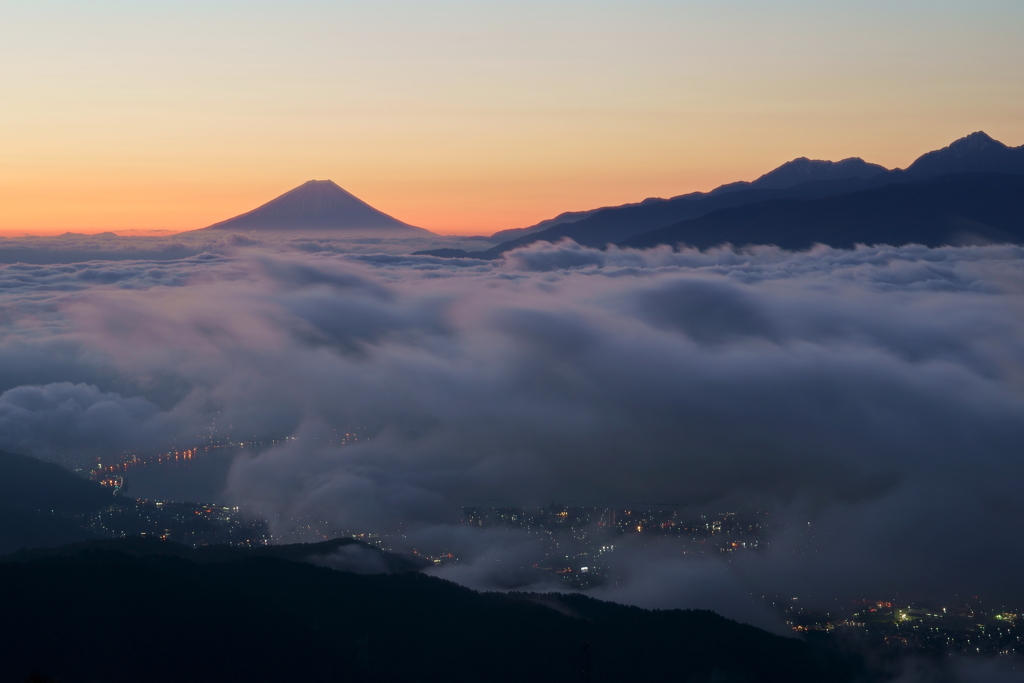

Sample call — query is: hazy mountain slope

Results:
[620,173,1024,251]
[0,543,862,683]
[0,505,99,556]
[489,207,603,241]
[0,450,112,554]
[201,180,430,234]
[9,535,429,573]
[746,157,887,189]
[477,189,781,256]
[456,158,888,257]
[0,450,110,515]
[471,177,900,258]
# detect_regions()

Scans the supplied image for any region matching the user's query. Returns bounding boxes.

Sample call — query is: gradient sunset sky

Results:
[1,0,1022,236]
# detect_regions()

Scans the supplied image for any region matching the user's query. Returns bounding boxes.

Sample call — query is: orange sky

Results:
[1,1,1022,236]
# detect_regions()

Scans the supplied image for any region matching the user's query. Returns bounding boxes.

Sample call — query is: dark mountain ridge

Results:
[488,207,604,241]
[621,172,1024,251]
[0,540,864,683]
[419,174,902,259]
[425,132,1024,258]
[0,452,863,681]
[746,156,888,189]
[6,534,427,572]
[0,449,111,515]
[482,158,886,244]
[901,131,1024,178]
[200,179,430,234]
[0,449,112,554]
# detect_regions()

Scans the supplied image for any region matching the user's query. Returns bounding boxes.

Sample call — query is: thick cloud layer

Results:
[0,231,495,264]
[3,240,1024,614]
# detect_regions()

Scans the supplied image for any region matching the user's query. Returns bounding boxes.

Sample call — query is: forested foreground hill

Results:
[0,450,112,554]
[0,542,863,683]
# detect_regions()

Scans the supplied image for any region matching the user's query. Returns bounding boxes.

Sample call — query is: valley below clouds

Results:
[3,237,1024,624]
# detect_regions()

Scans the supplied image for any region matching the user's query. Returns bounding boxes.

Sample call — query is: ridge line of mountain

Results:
[619,171,1024,252]
[413,132,1024,258]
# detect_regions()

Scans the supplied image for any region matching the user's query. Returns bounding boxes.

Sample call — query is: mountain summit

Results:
[203,180,429,233]
[415,130,1024,260]
[903,131,1024,177]
[748,157,888,189]
[746,131,1024,188]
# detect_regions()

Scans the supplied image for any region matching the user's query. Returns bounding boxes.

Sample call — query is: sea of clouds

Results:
[2,237,1024,639]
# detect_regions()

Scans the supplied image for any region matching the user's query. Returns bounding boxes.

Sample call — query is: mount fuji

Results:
[201,180,430,234]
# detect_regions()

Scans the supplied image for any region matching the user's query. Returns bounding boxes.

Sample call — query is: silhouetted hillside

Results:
[0,450,111,515]
[620,173,1024,251]
[8,535,428,573]
[0,505,99,556]
[0,450,113,554]
[475,188,793,256]
[0,542,863,683]
[428,132,1022,259]
[489,207,603,241]
[747,156,888,189]
[418,177,891,259]
[902,131,1024,178]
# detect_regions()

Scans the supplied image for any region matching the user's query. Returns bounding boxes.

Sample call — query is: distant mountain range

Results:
[200,179,431,234]
[193,133,1024,252]
[416,132,1024,258]
[623,173,1024,251]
